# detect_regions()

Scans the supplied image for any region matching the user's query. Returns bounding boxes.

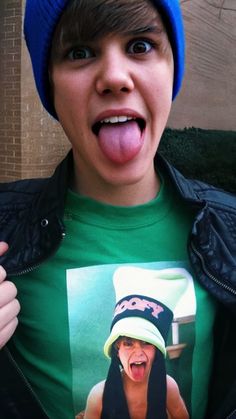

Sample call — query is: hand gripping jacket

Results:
[0,152,236,418]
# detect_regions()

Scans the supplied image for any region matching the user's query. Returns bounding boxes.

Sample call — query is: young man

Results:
[0,1,236,418]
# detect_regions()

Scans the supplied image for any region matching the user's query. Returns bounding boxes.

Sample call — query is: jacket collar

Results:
[47,149,204,211]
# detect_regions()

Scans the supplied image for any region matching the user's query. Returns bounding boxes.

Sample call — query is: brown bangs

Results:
[51,0,166,58]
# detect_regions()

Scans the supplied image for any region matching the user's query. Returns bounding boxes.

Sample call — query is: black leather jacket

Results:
[0,151,236,419]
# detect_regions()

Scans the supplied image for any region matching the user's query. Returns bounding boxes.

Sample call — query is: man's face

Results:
[116,337,156,383]
[50,11,174,203]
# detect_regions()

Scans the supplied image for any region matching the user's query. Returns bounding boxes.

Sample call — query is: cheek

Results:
[52,78,86,126]
[51,79,69,114]
[147,348,156,363]
[51,69,80,103]
[154,57,174,93]
[142,67,174,115]
[156,66,173,98]
[54,77,76,104]
[118,350,128,367]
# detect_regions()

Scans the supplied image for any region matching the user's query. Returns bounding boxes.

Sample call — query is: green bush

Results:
[159,128,236,193]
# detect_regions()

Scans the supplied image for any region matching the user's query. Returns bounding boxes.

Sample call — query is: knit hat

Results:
[104,266,188,358]
[24,0,185,119]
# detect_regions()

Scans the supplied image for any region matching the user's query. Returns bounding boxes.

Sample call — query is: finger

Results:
[0,281,17,307]
[0,242,8,285]
[0,299,21,331]
[0,317,19,349]
[0,265,7,284]
[0,242,9,256]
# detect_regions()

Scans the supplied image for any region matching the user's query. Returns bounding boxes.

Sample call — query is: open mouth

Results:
[131,361,146,367]
[92,116,146,136]
[130,361,147,380]
[92,115,146,163]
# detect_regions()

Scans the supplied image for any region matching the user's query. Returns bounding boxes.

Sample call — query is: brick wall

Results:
[0,0,22,181]
[0,0,69,182]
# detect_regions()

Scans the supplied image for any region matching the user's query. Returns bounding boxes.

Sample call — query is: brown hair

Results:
[50,0,170,62]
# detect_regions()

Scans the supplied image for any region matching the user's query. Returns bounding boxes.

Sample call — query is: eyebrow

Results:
[124,24,164,36]
[55,23,165,55]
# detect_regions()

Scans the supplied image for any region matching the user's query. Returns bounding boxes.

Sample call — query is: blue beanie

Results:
[24,0,185,119]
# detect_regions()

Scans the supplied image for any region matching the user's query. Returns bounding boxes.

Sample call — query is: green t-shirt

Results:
[9,176,216,419]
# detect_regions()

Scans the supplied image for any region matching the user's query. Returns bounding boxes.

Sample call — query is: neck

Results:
[123,373,148,392]
[122,372,149,419]
[71,162,160,206]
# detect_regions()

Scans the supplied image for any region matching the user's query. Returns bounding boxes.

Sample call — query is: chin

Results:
[103,159,152,186]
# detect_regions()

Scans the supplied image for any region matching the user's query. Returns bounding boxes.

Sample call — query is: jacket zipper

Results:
[8,231,66,278]
[4,347,49,418]
[190,241,236,296]
[191,241,236,419]
[227,409,236,419]
[4,230,66,414]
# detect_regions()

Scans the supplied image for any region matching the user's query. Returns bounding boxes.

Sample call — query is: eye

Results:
[128,39,154,55]
[141,341,152,347]
[67,46,94,61]
[123,338,133,347]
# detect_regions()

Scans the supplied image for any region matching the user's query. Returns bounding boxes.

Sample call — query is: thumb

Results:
[0,242,9,256]
[0,242,9,283]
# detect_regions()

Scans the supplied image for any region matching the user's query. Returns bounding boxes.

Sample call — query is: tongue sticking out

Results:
[130,363,146,381]
[97,120,143,164]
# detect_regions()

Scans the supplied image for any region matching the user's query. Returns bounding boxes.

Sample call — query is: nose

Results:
[95,49,134,96]
[133,342,144,355]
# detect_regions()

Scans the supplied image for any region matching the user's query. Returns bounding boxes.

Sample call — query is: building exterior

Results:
[0,0,236,181]
[0,0,69,182]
